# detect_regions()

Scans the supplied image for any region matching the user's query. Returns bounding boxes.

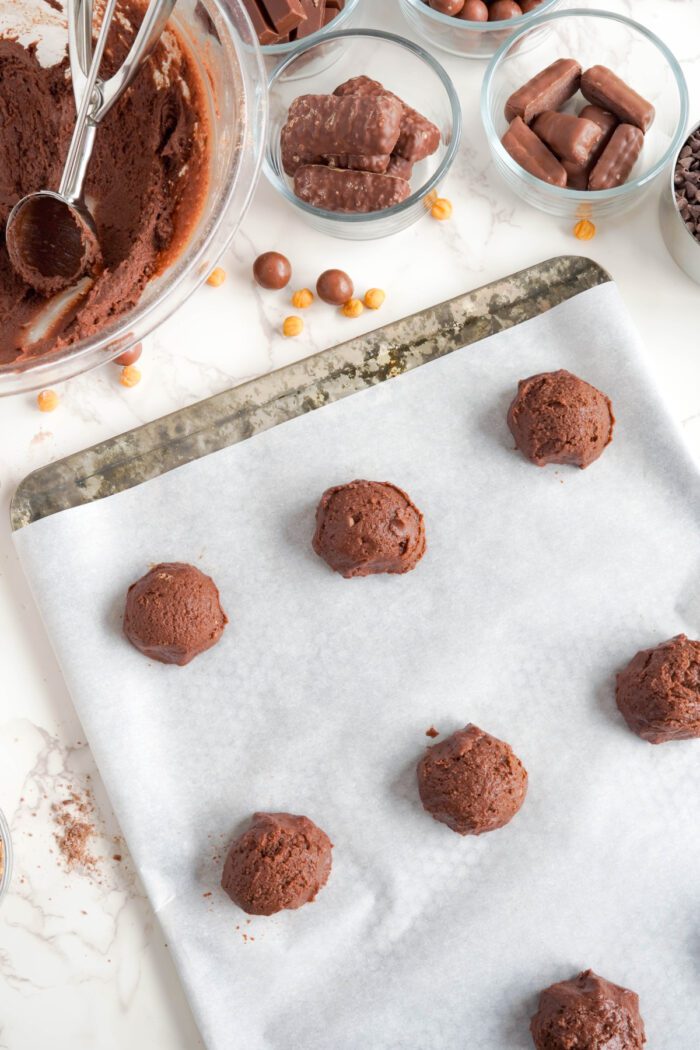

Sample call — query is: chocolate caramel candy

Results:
[588,124,644,191]
[504,58,582,125]
[294,165,410,212]
[581,65,655,133]
[532,112,603,167]
[334,76,440,163]
[326,154,391,173]
[282,93,403,159]
[502,116,567,187]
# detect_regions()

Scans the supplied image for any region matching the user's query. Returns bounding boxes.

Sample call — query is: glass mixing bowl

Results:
[0,0,267,396]
[398,0,563,61]
[264,29,461,240]
[481,9,688,220]
[0,808,11,907]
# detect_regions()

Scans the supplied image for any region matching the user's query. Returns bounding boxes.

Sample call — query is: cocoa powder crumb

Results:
[112,854,122,862]
[426,726,439,738]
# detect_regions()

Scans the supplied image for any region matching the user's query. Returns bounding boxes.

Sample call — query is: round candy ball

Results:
[417,724,527,835]
[316,268,354,305]
[507,369,614,469]
[458,0,489,20]
[221,812,332,916]
[428,0,465,13]
[253,251,292,290]
[123,562,227,666]
[488,0,522,19]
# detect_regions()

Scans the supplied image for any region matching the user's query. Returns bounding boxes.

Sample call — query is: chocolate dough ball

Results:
[221,812,332,916]
[312,479,426,578]
[417,724,528,835]
[123,562,227,666]
[531,969,646,1050]
[616,634,700,743]
[507,369,614,469]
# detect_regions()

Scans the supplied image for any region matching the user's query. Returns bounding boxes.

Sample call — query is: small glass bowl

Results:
[258,0,360,60]
[0,809,12,907]
[481,9,689,221]
[660,119,700,286]
[264,29,461,240]
[398,0,563,61]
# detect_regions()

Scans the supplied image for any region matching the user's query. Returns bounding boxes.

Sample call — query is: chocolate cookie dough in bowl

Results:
[0,0,266,395]
[481,10,688,220]
[264,30,461,239]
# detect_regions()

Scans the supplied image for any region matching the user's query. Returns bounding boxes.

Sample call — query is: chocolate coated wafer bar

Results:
[504,58,582,125]
[588,123,644,191]
[326,153,390,173]
[562,105,618,189]
[334,76,440,163]
[294,165,410,212]
[532,112,603,167]
[581,66,655,133]
[386,154,414,180]
[502,116,567,187]
[282,93,403,159]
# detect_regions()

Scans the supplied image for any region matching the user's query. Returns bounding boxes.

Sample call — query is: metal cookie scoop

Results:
[6,0,177,295]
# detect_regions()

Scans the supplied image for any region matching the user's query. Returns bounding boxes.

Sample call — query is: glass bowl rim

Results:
[0,808,12,903]
[258,0,361,56]
[263,28,462,225]
[481,7,690,202]
[0,0,268,389]
[400,0,562,32]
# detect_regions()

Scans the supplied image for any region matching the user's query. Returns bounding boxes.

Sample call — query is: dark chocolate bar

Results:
[504,59,582,125]
[588,123,644,191]
[293,165,411,212]
[282,93,403,158]
[502,116,567,187]
[241,0,281,44]
[532,112,603,167]
[581,66,655,134]
[296,0,325,37]
[262,0,307,33]
[334,76,440,163]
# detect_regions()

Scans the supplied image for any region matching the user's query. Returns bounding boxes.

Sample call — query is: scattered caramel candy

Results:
[207,267,226,287]
[364,288,385,310]
[341,298,364,319]
[431,197,453,221]
[291,288,314,309]
[120,365,142,387]
[283,315,304,337]
[115,343,142,366]
[37,389,59,412]
[573,218,596,240]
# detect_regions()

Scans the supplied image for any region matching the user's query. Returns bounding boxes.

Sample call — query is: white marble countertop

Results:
[1,1,699,1047]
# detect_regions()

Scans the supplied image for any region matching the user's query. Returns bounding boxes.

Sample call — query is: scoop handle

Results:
[94,0,179,122]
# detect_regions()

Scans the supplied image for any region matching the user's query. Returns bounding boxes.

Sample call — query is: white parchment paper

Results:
[14,283,700,1050]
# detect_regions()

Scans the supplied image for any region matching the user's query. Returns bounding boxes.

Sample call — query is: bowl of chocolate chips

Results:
[481,9,688,220]
[660,122,700,285]
[264,29,461,239]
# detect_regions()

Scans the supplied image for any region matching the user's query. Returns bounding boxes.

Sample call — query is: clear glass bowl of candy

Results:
[244,0,361,58]
[264,29,461,239]
[481,9,689,220]
[398,0,563,61]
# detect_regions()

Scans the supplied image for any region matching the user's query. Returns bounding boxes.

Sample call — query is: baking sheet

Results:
[13,282,700,1050]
